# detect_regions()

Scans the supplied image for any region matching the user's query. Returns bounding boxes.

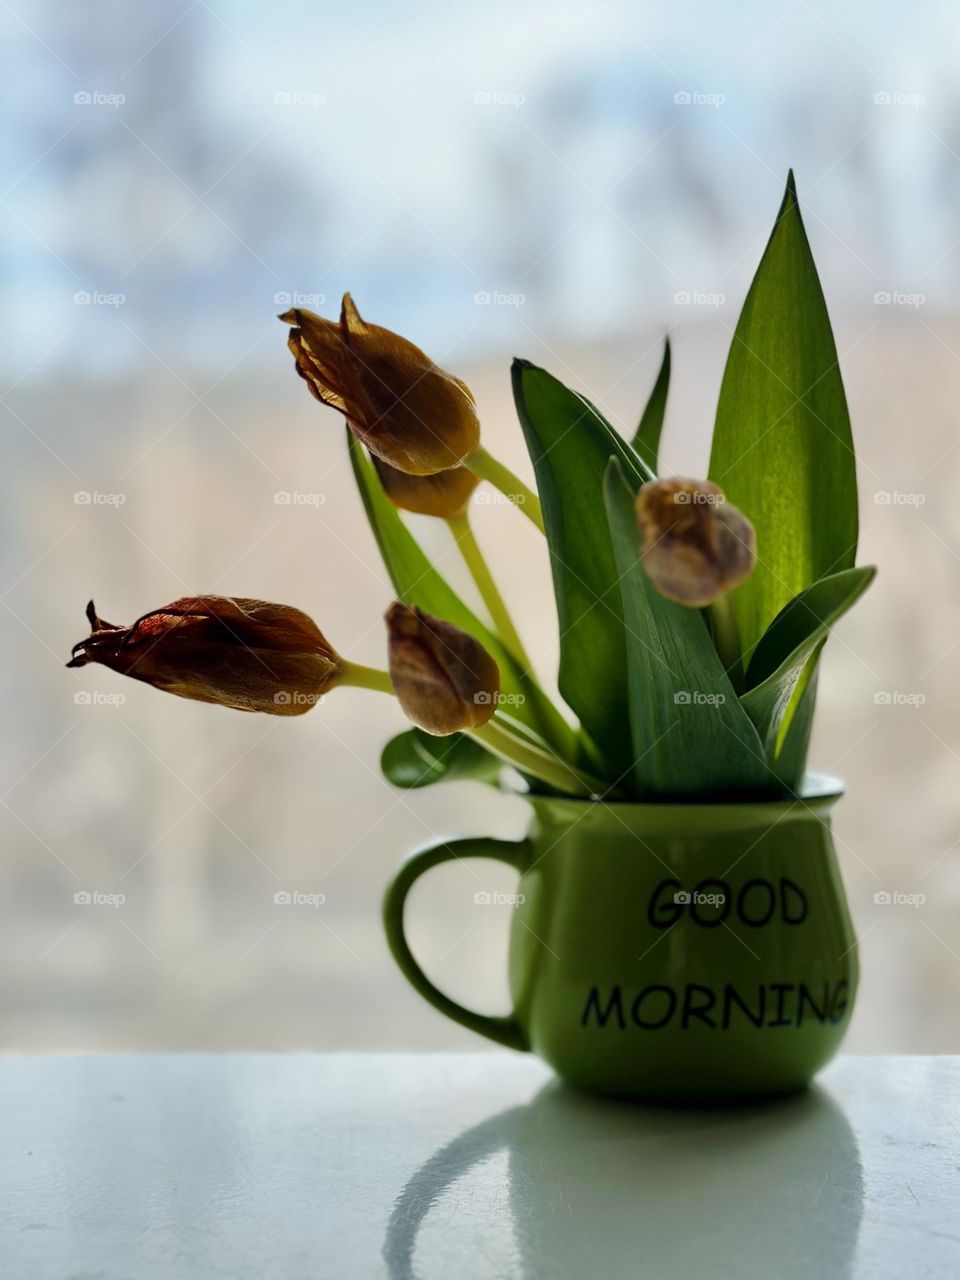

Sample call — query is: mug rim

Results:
[518,772,844,823]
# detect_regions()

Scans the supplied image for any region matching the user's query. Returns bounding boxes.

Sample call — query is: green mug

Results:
[382,776,858,1103]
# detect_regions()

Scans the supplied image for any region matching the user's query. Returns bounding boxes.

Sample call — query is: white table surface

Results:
[0,1053,956,1280]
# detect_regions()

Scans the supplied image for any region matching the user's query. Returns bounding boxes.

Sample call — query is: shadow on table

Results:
[384,1081,864,1280]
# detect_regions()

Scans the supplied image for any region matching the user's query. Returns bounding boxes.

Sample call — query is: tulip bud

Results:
[67,596,342,715]
[282,293,480,476]
[385,603,499,735]
[372,455,479,519]
[635,477,756,607]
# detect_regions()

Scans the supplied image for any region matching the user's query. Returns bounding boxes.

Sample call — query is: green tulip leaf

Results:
[631,337,670,474]
[740,565,876,756]
[763,649,822,792]
[709,171,858,664]
[604,458,772,799]
[381,728,501,789]
[512,359,652,782]
[348,433,575,759]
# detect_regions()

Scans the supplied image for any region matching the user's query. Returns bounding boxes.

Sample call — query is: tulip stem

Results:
[340,662,395,695]
[465,446,545,534]
[709,593,742,688]
[338,662,603,797]
[472,717,605,799]
[447,514,532,671]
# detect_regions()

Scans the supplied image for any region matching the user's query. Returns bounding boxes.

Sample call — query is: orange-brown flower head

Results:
[635,477,756,607]
[282,294,480,475]
[372,455,479,519]
[67,596,342,716]
[385,603,499,735]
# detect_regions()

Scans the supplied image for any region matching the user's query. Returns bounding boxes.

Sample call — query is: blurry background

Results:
[2,0,957,1052]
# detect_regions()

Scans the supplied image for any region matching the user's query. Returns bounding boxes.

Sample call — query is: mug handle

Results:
[382,836,531,1052]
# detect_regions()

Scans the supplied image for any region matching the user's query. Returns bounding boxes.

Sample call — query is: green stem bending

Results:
[709,593,743,688]
[470,718,602,798]
[339,662,603,798]
[447,513,532,671]
[340,661,394,695]
[466,445,545,534]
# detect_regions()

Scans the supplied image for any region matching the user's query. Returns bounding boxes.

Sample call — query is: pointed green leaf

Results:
[763,649,821,792]
[631,338,670,473]
[512,360,653,781]
[604,459,772,799]
[740,565,876,753]
[709,171,858,663]
[745,565,876,690]
[381,729,501,789]
[348,433,575,757]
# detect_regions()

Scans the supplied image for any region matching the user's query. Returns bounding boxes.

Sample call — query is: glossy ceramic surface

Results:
[383,779,857,1102]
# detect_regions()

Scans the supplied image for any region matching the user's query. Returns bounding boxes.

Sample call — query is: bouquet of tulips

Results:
[69,173,875,802]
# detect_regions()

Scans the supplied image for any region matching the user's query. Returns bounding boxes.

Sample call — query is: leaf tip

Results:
[779,169,799,218]
[602,453,628,498]
[511,357,538,400]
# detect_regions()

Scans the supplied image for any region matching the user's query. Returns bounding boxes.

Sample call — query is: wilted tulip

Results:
[635,477,756,607]
[385,602,499,735]
[372,455,479,519]
[283,293,480,475]
[67,596,343,715]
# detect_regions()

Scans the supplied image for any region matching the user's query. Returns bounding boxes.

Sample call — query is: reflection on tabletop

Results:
[385,1080,863,1280]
